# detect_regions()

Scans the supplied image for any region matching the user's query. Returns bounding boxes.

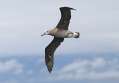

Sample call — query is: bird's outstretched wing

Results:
[56,7,73,30]
[45,37,64,73]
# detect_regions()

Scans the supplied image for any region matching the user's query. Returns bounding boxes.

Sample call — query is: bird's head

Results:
[41,30,50,36]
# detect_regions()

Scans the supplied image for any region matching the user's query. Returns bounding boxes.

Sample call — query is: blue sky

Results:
[0,0,119,83]
[1,54,119,83]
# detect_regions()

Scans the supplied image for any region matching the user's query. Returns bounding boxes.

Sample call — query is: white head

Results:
[41,30,50,36]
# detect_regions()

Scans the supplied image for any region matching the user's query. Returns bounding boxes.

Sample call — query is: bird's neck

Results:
[67,32,80,38]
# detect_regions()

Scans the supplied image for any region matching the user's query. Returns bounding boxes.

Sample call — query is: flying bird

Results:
[41,7,80,73]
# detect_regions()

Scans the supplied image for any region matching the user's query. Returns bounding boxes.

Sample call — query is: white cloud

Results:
[51,57,119,80]
[0,59,23,74]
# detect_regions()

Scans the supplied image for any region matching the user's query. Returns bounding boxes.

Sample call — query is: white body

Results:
[49,28,79,38]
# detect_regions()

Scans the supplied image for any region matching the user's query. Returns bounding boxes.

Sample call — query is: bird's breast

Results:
[54,30,67,38]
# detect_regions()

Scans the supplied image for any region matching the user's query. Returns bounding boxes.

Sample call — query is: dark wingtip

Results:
[60,7,76,11]
[47,67,52,73]
[46,58,53,73]
[70,8,76,11]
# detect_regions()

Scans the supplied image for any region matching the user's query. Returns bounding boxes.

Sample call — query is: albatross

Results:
[41,7,80,73]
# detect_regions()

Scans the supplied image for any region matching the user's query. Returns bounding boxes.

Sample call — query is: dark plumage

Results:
[56,7,75,30]
[45,38,64,72]
[41,7,79,73]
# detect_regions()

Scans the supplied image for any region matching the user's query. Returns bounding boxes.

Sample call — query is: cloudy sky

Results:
[0,0,119,83]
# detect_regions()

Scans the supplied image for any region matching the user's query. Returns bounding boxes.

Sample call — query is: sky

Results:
[0,0,119,83]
